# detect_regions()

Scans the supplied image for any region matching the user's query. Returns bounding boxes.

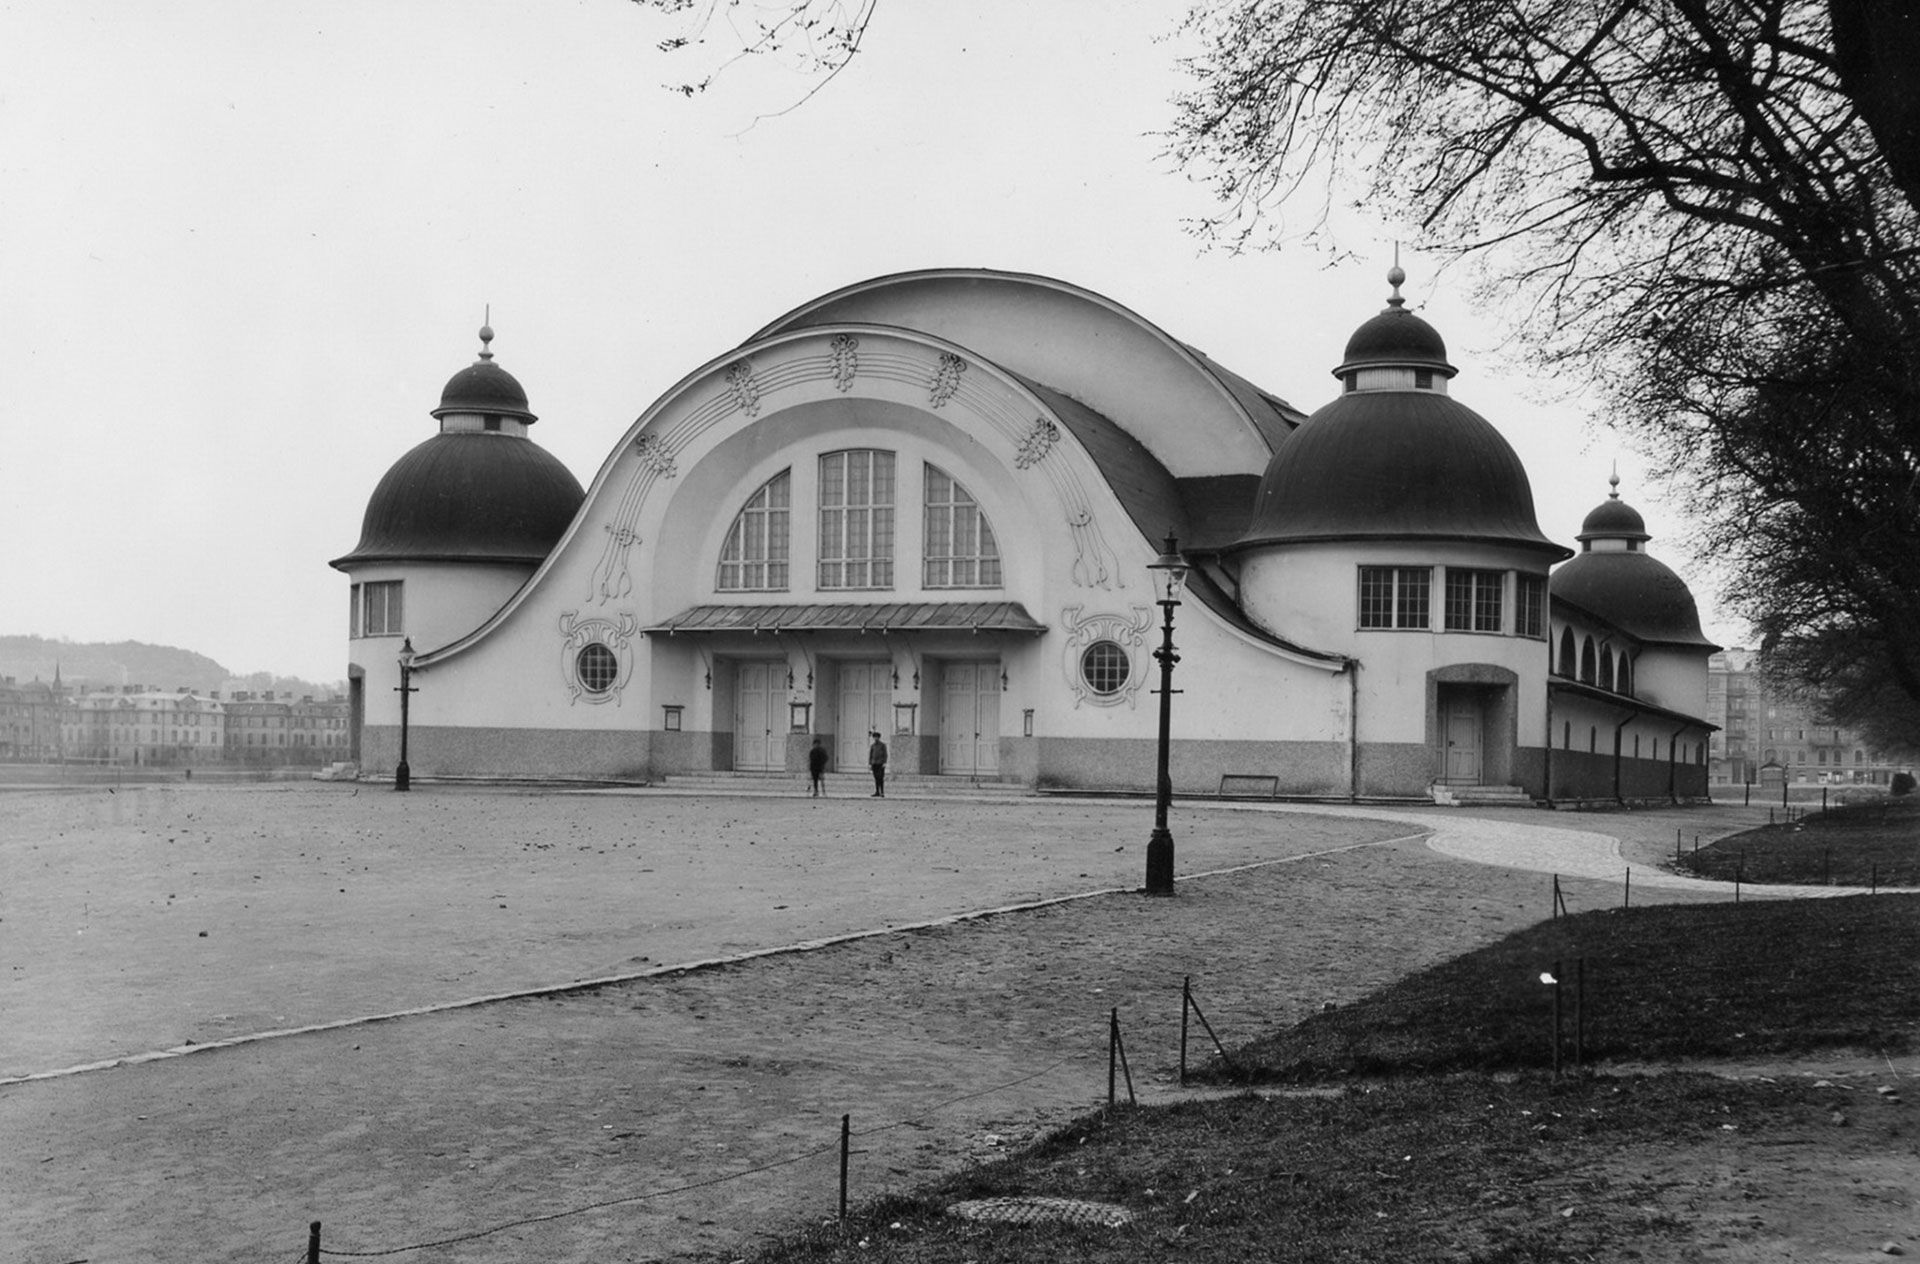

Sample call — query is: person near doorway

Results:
[868,730,888,797]
[808,737,828,797]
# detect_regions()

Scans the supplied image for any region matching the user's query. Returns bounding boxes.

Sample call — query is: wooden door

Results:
[940,662,1001,775]
[733,662,782,771]
[1443,692,1483,784]
[836,663,889,770]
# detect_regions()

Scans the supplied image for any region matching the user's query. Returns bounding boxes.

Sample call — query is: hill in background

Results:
[0,635,344,700]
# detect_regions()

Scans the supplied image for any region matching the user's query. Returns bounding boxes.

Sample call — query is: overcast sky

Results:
[0,0,1744,685]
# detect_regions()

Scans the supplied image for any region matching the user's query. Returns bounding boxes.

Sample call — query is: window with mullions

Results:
[1444,568,1504,632]
[1357,566,1431,629]
[923,465,1002,588]
[354,580,404,637]
[819,450,895,590]
[717,470,791,591]
[1516,574,1545,638]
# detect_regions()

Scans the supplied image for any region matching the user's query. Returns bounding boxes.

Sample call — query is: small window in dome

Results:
[1343,373,1357,393]
[1414,369,1434,389]
[484,415,502,432]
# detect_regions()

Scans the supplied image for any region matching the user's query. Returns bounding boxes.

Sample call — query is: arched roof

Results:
[435,359,537,423]
[751,268,1300,475]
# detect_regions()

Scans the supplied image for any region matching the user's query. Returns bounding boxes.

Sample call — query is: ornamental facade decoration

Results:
[1059,604,1153,709]
[591,523,641,604]
[632,433,678,477]
[929,352,967,408]
[724,359,762,417]
[1067,507,1120,591]
[559,610,640,705]
[829,333,860,392]
[1013,418,1059,469]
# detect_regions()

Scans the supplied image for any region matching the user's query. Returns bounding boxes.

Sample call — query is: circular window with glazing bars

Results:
[1080,640,1130,697]
[577,643,618,694]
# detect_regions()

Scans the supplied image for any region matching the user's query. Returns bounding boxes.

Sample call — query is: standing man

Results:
[807,736,828,797]
[867,729,888,797]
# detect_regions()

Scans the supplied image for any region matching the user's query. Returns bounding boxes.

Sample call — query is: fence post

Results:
[1180,976,1190,1086]
[1108,1009,1117,1107]
[1623,866,1631,910]
[838,1114,850,1227]
[1574,957,1586,1071]
[308,1222,321,1264]
[1551,960,1563,1078]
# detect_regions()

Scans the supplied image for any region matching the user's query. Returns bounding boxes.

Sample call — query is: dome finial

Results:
[1609,461,1621,499]
[1386,243,1406,309]
[478,305,495,361]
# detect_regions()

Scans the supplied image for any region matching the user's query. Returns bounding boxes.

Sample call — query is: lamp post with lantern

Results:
[1145,533,1190,895]
[394,638,417,792]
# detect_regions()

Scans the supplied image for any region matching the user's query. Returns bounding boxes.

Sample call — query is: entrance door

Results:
[734,662,784,771]
[836,663,890,770]
[940,662,1001,775]
[1442,692,1483,784]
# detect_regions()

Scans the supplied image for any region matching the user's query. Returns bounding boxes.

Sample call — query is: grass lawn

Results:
[1678,792,1920,886]
[730,888,1919,1263]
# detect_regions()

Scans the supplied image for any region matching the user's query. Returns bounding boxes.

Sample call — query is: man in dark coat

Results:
[808,736,828,797]
[867,730,888,797]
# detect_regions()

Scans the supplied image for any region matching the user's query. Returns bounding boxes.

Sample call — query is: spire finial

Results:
[1608,461,1622,499]
[1386,243,1406,309]
[478,305,495,361]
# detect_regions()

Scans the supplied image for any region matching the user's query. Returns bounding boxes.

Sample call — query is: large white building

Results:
[332,267,1716,802]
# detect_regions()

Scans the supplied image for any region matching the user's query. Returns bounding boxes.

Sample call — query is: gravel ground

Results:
[0,785,1814,1263]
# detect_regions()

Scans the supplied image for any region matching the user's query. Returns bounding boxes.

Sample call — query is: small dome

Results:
[330,432,584,568]
[1336,307,1456,378]
[1234,386,1568,556]
[435,360,537,423]
[1577,473,1650,544]
[1552,552,1716,648]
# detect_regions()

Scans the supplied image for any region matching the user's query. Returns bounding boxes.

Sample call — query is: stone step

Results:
[1430,784,1537,807]
[658,770,1029,797]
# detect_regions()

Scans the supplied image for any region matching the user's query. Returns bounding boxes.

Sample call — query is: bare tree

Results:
[1172,0,1920,731]
[634,0,875,99]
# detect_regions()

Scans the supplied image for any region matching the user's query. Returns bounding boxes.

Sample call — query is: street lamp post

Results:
[394,638,417,792]
[1145,533,1190,895]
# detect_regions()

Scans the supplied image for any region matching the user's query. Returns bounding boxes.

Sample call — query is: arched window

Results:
[923,464,1002,588]
[717,470,791,591]
[1580,637,1597,685]
[1599,647,1615,693]
[1616,654,1632,697]
[1557,626,1576,677]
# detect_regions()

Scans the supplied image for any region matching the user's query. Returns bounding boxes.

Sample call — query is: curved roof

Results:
[1336,305,1456,378]
[1551,551,1717,647]
[1232,390,1568,556]
[435,360,537,423]
[1578,494,1650,544]
[750,268,1299,475]
[330,432,584,568]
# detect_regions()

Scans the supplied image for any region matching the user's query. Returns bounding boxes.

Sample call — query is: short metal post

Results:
[1623,866,1630,909]
[1179,977,1191,1085]
[308,1221,321,1264]
[838,1114,850,1226]
[1108,1009,1118,1107]
[1574,958,1586,1071]
[1551,960,1563,1078]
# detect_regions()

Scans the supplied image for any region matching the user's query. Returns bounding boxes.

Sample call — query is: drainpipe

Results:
[1346,659,1360,802]
[1613,709,1640,804]
[1543,684,1556,807]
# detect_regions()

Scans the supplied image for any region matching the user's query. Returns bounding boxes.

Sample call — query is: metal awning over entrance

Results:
[646,602,1048,636]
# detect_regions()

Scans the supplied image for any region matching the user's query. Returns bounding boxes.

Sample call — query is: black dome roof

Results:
[1234,390,1568,556]
[1552,551,1716,647]
[330,432,584,568]
[1579,496,1649,543]
[435,359,537,423]
[1336,305,1456,378]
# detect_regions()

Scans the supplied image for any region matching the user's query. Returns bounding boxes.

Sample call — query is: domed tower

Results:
[331,322,586,685]
[1551,474,1717,713]
[1229,265,1571,795]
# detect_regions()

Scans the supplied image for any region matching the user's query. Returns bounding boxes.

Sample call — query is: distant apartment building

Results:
[64,686,225,766]
[1707,648,1911,785]
[223,691,350,765]
[0,676,66,760]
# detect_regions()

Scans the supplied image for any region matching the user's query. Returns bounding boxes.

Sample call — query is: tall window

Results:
[819,450,895,589]
[1444,568,1503,632]
[1357,566,1431,629]
[1516,574,1545,638]
[717,470,791,591]
[355,581,403,637]
[923,465,1001,588]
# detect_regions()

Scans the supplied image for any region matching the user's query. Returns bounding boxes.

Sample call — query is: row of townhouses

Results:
[0,679,349,767]
[1706,648,1913,786]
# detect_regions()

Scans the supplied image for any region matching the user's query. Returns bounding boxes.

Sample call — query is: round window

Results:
[577,643,618,693]
[1080,640,1130,696]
